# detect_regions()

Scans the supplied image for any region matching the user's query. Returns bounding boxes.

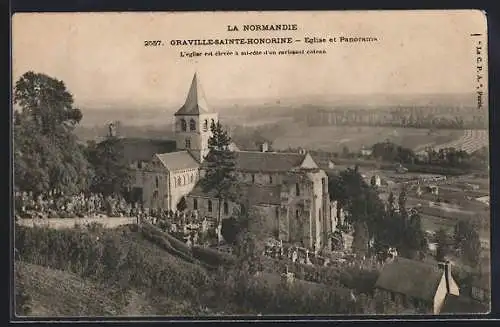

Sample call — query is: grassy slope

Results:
[15,261,145,316]
[14,226,219,317]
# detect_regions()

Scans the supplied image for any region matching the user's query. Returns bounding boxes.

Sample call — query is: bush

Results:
[163,231,192,255]
[216,270,367,315]
[192,246,236,267]
[14,225,212,305]
[138,225,195,263]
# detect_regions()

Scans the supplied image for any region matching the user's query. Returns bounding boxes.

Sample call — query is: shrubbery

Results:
[191,246,237,267]
[210,266,395,315]
[139,223,195,263]
[259,256,380,294]
[15,224,404,315]
[15,225,211,304]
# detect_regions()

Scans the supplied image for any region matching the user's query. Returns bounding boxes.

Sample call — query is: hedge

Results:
[192,246,237,267]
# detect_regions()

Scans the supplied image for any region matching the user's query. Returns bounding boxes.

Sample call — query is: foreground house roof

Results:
[440,294,489,314]
[375,257,444,302]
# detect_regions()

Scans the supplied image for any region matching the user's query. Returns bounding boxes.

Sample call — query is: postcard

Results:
[12,10,490,318]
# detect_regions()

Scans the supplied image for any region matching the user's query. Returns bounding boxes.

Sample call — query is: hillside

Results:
[15,262,152,316]
[14,223,413,316]
[14,225,218,316]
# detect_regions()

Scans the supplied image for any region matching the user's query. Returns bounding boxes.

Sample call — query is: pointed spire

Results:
[174,73,211,116]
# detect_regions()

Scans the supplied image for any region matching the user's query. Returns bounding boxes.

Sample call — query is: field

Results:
[270,124,465,153]
[75,107,487,156]
[429,129,489,154]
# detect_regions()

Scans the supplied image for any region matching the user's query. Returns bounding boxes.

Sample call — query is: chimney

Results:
[438,260,452,294]
[108,122,117,137]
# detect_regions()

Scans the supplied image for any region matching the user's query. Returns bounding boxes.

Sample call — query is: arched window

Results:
[189,119,196,131]
[155,176,159,188]
[269,175,273,184]
[211,119,215,128]
[208,200,212,212]
[183,175,186,185]
[193,198,198,210]
[180,119,187,132]
[177,176,181,186]
[296,183,300,196]
[203,119,208,131]
[251,174,255,183]
[190,174,194,183]
[223,202,229,215]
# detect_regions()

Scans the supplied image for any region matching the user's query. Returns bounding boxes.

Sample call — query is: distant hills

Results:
[78,92,481,128]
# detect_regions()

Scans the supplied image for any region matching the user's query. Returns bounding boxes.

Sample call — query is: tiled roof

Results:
[375,257,444,301]
[189,182,282,205]
[155,151,200,171]
[440,294,489,314]
[310,153,335,169]
[232,151,306,172]
[174,73,211,116]
[101,137,177,163]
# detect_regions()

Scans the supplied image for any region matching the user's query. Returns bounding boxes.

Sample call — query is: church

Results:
[121,73,340,251]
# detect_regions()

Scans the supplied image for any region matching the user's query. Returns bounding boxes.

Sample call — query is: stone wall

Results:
[16,217,137,230]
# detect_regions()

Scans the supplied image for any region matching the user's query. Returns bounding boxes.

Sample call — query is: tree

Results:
[14,71,83,134]
[328,173,347,217]
[221,217,241,245]
[201,121,238,226]
[454,220,481,266]
[177,196,187,212]
[435,228,451,261]
[14,72,92,196]
[387,192,395,213]
[375,191,396,253]
[352,221,369,258]
[398,187,408,223]
[330,167,385,252]
[404,210,427,259]
[86,136,131,197]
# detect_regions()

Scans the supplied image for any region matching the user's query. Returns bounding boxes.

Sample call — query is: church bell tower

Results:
[174,73,218,163]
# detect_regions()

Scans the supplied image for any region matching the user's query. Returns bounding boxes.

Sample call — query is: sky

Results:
[12,10,487,109]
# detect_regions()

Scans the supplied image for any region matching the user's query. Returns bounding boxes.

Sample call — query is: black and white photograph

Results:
[12,10,490,317]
